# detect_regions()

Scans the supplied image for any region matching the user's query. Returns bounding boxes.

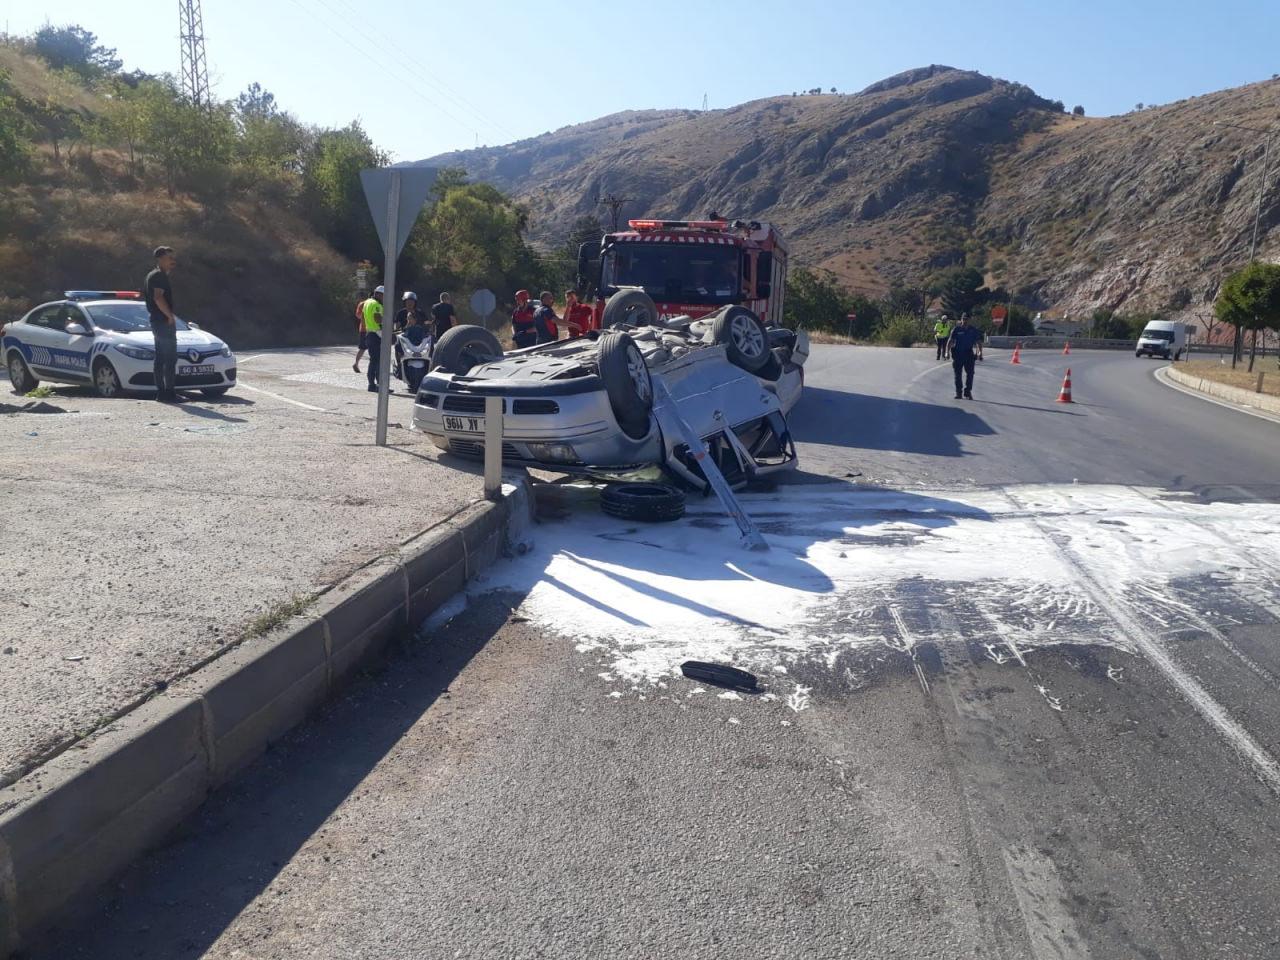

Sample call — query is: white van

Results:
[1135,320,1186,360]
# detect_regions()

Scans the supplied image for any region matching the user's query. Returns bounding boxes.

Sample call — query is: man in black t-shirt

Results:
[144,245,179,402]
[430,292,456,340]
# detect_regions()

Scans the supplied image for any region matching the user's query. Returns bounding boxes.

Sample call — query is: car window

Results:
[25,305,65,329]
[63,306,90,330]
[84,302,190,332]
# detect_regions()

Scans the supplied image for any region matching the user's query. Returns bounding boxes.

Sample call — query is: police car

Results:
[2,291,237,398]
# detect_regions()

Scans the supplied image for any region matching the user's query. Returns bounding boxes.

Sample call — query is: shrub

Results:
[876,314,924,347]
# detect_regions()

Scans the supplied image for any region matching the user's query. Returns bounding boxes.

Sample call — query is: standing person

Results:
[511,289,537,348]
[563,289,594,337]
[362,285,385,393]
[947,314,984,399]
[144,246,179,402]
[352,297,367,373]
[533,291,560,344]
[430,292,456,340]
[934,314,953,361]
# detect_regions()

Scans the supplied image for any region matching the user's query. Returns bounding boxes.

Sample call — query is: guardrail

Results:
[986,337,1274,358]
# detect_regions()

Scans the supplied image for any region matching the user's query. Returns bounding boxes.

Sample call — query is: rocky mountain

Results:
[424,65,1280,320]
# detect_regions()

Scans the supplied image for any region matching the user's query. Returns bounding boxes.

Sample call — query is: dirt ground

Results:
[1182,357,1280,398]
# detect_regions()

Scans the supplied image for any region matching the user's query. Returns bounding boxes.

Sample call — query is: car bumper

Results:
[126,363,237,390]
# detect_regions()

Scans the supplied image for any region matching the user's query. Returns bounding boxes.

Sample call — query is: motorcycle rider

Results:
[393,291,428,380]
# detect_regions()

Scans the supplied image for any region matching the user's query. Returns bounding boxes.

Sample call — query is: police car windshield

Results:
[84,302,190,332]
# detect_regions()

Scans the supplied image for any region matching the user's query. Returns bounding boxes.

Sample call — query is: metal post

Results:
[375,171,400,446]
[483,395,503,500]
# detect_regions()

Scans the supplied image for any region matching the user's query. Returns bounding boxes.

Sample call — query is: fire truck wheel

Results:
[598,332,653,440]
[602,289,660,329]
[431,324,504,375]
[713,306,770,372]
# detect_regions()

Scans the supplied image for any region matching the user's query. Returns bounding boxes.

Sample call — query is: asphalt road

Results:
[30,346,1280,960]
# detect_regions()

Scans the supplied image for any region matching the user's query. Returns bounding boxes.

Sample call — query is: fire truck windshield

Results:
[600,242,741,305]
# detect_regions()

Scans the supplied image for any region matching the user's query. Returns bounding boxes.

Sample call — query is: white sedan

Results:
[2,291,237,398]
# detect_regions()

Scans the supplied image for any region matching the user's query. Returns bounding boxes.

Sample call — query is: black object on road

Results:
[600,483,686,522]
[681,660,760,692]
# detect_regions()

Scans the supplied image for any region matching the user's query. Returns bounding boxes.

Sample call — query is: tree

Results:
[1072,105,1085,116]
[1134,102,1144,112]
[300,121,387,256]
[33,24,121,80]
[1215,261,1280,371]
[929,265,984,317]
[0,69,33,180]
[235,82,277,121]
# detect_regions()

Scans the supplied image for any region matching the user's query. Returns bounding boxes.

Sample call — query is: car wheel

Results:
[755,349,784,382]
[201,387,230,398]
[1135,351,1142,358]
[6,352,38,393]
[598,333,653,439]
[600,482,686,522]
[601,289,659,329]
[713,306,770,372]
[92,358,123,398]
[432,324,504,375]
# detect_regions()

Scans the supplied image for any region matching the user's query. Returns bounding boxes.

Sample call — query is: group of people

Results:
[353,289,456,392]
[933,313,985,399]
[510,289,594,347]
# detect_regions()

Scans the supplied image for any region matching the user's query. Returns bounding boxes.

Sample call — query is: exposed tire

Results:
[680,660,759,692]
[755,349,784,382]
[601,482,686,522]
[202,387,230,398]
[601,289,659,329]
[6,352,37,393]
[598,332,652,439]
[432,324,504,375]
[712,306,769,372]
[92,358,123,398]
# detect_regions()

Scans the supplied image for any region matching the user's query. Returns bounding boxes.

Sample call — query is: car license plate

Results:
[179,364,215,376]
[443,415,484,433]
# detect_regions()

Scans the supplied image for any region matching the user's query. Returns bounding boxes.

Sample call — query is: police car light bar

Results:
[65,290,143,301]
[628,219,730,232]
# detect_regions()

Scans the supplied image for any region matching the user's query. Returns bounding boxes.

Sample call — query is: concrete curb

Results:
[0,475,534,956]
[1160,364,1280,419]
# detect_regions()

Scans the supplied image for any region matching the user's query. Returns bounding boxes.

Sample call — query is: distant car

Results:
[2,291,237,398]
[411,290,809,488]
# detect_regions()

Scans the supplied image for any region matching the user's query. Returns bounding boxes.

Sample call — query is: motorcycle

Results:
[397,331,434,393]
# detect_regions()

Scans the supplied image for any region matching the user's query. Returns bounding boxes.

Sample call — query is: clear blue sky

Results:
[4,0,1278,161]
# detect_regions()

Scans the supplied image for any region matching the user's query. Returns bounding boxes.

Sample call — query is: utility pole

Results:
[595,192,635,232]
[178,0,212,107]
[701,92,708,111]
[1213,118,1275,368]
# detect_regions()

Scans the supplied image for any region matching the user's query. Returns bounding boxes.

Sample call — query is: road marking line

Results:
[236,381,328,412]
[1153,365,1280,425]
[1006,489,1280,795]
[236,354,264,364]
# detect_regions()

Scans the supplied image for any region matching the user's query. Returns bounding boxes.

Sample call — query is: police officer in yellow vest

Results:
[361,285,385,393]
[934,314,953,360]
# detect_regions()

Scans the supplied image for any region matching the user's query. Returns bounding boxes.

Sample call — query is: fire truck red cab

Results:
[575,218,788,333]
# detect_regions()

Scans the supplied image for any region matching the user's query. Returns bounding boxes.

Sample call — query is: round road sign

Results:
[470,288,497,319]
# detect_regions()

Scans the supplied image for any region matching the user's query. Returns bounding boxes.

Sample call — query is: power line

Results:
[595,193,635,231]
[178,0,211,106]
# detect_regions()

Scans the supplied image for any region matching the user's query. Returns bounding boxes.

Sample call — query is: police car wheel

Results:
[6,352,37,393]
[92,358,123,398]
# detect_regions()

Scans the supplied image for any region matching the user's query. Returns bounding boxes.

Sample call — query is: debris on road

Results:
[681,660,760,693]
[1,400,67,414]
[600,483,686,522]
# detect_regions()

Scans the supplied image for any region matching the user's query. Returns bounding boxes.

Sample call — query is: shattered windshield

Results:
[601,242,741,305]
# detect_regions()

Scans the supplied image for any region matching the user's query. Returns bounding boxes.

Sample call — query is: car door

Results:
[57,304,97,381]
[18,305,71,381]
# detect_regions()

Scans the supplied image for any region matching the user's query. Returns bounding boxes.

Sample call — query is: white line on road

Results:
[236,381,329,412]
[236,354,265,364]
[1006,489,1280,796]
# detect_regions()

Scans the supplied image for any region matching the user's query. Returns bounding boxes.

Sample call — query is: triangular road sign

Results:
[360,166,439,259]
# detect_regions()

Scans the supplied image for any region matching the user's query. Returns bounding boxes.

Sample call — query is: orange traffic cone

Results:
[1063,341,1071,355]
[1011,342,1022,364]
[1056,368,1073,403]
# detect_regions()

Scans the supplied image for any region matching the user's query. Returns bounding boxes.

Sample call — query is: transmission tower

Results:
[178,0,211,106]
[595,192,635,231]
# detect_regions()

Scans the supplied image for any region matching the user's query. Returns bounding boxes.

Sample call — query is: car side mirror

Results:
[187,321,200,330]
[65,322,89,336]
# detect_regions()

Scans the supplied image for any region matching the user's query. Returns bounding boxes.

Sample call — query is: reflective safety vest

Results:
[934,320,952,339]
[362,298,383,334]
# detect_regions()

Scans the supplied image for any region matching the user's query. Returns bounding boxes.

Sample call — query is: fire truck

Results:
[574,218,788,332]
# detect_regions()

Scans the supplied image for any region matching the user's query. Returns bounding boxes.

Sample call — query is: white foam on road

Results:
[473,483,1280,689]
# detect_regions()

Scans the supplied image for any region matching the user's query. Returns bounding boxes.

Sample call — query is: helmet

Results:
[515,289,530,301]
[402,291,417,301]
[373,285,385,295]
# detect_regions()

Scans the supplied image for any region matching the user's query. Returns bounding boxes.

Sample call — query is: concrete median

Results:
[1163,364,1280,417]
[0,476,533,957]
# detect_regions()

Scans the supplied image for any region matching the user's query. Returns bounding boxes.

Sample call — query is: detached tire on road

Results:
[598,332,653,439]
[602,289,659,329]
[432,324,504,375]
[712,306,770,372]
[601,482,686,522]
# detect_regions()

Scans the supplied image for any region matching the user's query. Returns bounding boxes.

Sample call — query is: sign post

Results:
[360,166,439,446]
[846,311,857,340]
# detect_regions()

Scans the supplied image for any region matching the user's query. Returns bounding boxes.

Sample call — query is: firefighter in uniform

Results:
[511,289,537,348]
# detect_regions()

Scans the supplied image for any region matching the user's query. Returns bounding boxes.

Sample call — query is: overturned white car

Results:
[411,291,808,489]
